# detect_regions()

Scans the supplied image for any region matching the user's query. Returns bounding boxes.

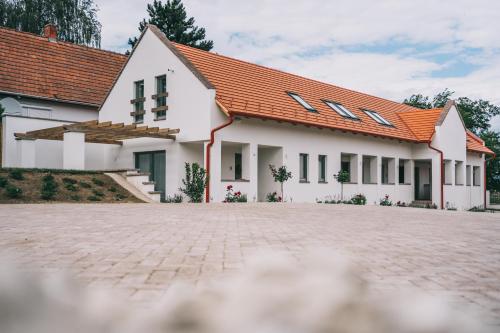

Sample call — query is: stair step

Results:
[142,181,155,185]
[126,172,150,177]
[148,191,162,194]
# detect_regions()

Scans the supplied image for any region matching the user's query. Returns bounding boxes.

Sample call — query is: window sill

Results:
[455,183,464,186]
[154,118,166,122]
[473,185,481,187]
[399,183,411,185]
[362,182,378,185]
[344,182,357,185]
[299,180,310,183]
[318,181,328,184]
[221,179,250,182]
[444,183,453,186]
[133,121,144,124]
[381,183,395,185]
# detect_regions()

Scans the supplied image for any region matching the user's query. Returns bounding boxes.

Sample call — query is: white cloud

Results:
[94,0,500,130]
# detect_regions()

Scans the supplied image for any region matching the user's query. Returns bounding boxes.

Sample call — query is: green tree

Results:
[128,0,213,51]
[334,170,350,201]
[0,0,101,47]
[404,89,500,191]
[269,164,292,202]
[179,162,208,203]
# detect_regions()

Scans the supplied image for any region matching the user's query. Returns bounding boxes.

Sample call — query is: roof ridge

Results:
[172,42,423,112]
[0,26,127,58]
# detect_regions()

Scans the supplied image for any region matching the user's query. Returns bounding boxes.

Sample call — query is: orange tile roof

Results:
[0,27,127,107]
[172,42,423,142]
[397,108,443,141]
[466,130,494,155]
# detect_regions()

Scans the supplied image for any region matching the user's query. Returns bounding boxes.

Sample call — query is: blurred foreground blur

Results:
[0,251,489,333]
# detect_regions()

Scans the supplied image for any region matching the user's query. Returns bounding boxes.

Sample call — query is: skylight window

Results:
[287,92,316,112]
[324,101,358,119]
[364,110,393,126]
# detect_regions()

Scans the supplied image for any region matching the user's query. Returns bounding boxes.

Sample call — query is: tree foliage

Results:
[179,162,208,203]
[334,170,350,200]
[0,0,101,47]
[128,0,213,51]
[404,89,500,191]
[269,164,292,202]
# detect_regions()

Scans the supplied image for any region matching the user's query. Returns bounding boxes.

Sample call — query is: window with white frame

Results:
[318,155,327,182]
[466,165,471,186]
[299,153,309,182]
[362,155,377,184]
[381,157,395,184]
[363,110,393,126]
[323,101,358,119]
[473,166,480,186]
[287,92,316,112]
[455,160,464,185]
[132,80,145,123]
[341,153,358,183]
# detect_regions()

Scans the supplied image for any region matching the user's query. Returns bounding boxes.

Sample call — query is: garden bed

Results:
[0,168,143,203]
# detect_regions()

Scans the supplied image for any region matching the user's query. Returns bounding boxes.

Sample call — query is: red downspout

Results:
[205,115,234,202]
[484,153,496,209]
[427,142,444,209]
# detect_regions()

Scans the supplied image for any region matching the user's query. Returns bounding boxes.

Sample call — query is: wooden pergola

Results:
[14,120,180,145]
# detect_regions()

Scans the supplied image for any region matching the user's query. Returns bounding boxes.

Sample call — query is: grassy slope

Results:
[0,169,143,203]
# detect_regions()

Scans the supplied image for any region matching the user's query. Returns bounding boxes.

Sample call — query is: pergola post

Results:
[16,137,36,168]
[63,131,85,170]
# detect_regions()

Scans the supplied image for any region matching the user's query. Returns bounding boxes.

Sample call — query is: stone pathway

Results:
[0,203,499,327]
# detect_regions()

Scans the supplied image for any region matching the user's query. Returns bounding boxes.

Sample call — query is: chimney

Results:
[43,24,57,42]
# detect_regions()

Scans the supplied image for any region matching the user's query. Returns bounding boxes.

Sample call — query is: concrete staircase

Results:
[124,170,162,202]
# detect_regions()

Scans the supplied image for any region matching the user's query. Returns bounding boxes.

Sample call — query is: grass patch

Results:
[0,176,8,188]
[9,169,24,180]
[5,185,22,198]
[91,177,105,186]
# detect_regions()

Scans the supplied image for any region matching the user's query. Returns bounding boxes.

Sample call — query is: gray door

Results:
[135,151,166,201]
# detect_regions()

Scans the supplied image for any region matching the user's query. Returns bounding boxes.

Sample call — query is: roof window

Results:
[287,92,316,112]
[364,109,393,126]
[324,101,358,119]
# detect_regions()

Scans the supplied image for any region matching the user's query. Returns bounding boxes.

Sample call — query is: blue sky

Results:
[95,0,500,131]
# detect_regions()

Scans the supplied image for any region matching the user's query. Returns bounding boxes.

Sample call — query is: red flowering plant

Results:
[223,185,247,203]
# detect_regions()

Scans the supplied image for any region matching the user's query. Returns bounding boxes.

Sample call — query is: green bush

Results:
[179,162,208,203]
[9,169,24,180]
[6,185,22,198]
[70,195,81,201]
[91,177,105,186]
[164,194,183,203]
[266,191,281,202]
[65,183,79,192]
[379,194,392,206]
[0,176,8,188]
[108,186,117,193]
[87,195,101,201]
[114,193,128,201]
[40,174,58,200]
[62,177,77,185]
[92,189,104,197]
[351,194,367,205]
[79,181,91,189]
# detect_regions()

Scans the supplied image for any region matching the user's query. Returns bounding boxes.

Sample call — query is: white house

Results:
[2,25,494,209]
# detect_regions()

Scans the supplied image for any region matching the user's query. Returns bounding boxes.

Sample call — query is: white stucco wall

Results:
[98,28,215,143]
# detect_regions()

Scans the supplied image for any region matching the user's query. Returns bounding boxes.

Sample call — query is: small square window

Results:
[287,92,316,112]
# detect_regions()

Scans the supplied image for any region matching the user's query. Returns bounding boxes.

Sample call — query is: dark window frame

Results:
[287,92,317,112]
[318,155,327,182]
[299,153,309,182]
[363,109,394,127]
[155,75,167,120]
[322,100,359,120]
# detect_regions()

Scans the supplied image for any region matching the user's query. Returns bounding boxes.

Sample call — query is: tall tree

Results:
[404,89,500,191]
[0,0,101,47]
[128,0,213,51]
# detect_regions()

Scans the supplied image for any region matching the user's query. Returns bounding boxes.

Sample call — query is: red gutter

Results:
[205,115,234,202]
[484,153,496,209]
[427,142,444,209]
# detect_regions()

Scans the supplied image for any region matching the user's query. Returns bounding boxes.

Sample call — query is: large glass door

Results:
[135,151,166,201]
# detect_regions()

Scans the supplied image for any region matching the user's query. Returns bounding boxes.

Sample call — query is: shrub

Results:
[266,191,281,202]
[108,186,117,193]
[396,201,407,207]
[9,169,24,180]
[351,194,367,205]
[425,202,438,209]
[334,170,350,201]
[87,195,101,201]
[65,183,79,192]
[70,195,81,201]
[91,177,105,186]
[40,174,58,200]
[62,177,77,185]
[79,181,91,189]
[223,185,248,203]
[179,162,208,203]
[114,193,127,201]
[379,194,392,206]
[0,176,8,188]
[5,185,22,198]
[164,194,183,203]
[269,165,292,201]
[92,189,104,197]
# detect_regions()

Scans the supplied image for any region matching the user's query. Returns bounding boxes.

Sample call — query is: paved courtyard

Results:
[0,203,499,326]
